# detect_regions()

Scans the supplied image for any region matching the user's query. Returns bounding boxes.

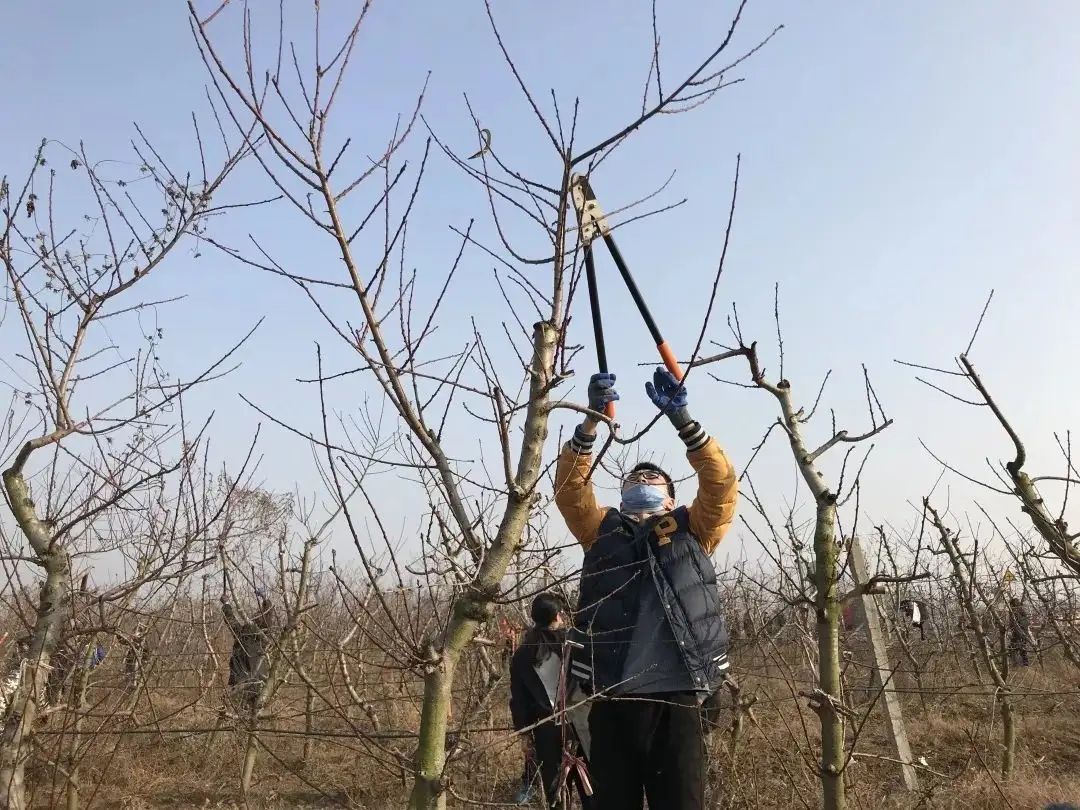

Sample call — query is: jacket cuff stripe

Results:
[569,427,596,455]
[678,421,709,452]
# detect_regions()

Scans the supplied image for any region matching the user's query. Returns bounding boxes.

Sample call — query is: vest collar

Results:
[621,508,674,523]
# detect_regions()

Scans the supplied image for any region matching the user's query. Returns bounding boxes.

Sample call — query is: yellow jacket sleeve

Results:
[687,437,738,554]
[554,440,607,551]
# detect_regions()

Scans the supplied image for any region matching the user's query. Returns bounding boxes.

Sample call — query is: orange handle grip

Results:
[605,401,616,419]
[657,341,683,381]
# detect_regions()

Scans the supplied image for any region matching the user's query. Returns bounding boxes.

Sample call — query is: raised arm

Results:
[253,596,278,638]
[646,368,738,554]
[553,373,619,551]
[686,437,738,554]
[221,599,244,638]
[554,426,608,551]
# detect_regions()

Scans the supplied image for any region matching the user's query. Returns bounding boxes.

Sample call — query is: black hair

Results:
[628,461,675,499]
[523,592,568,667]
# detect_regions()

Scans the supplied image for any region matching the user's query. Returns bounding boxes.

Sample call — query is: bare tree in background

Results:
[900,292,1080,575]
[210,483,358,799]
[895,294,1080,776]
[695,294,894,810]
[1011,539,1080,670]
[0,117,257,807]
[923,500,1020,777]
[190,0,780,805]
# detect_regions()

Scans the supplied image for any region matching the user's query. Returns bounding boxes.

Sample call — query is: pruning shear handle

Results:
[571,173,684,406]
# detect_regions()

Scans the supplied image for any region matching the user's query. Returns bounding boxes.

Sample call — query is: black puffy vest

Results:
[569,506,729,693]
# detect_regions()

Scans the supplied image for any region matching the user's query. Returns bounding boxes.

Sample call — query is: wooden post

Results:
[848,536,919,791]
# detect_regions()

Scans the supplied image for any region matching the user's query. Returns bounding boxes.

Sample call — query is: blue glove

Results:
[587,373,619,415]
[645,368,691,428]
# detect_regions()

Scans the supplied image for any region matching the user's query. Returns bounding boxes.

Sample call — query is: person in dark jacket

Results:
[509,593,594,809]
[222,592,276,711]
[124,625,148,692]
[1008,597,1033,667]
[555,369,738,810]
[89,643,107,668]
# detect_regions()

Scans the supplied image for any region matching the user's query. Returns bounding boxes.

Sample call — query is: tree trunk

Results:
[813,501,846,810]
[302,681,314,766]
[1000,695,1015,778]
[409,640,458,810]
[65,644,93,810]
[764,375,848,810]
[0,469,72,810]
[407,321,556,810]
[240,729,259,797]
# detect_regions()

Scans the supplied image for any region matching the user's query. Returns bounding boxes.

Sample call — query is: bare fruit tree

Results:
[900,293,1080,576]
[0,119,256,807]
[894,295,1080,782]
[696,294,894,810]
[190,0,780,805]
[923,499,1020,777]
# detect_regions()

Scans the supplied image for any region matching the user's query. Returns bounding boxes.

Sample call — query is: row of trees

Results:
[0,522,1072,807]
[0,2,1076,808]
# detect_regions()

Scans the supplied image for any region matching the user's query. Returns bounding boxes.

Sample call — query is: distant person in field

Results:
[44,638,105,706]
[1008,597,1033,667]
[221,589,276,711]
[124,625,148,692]
[900,598,927,641]
[509,592,594,809]
[555,369,738,810]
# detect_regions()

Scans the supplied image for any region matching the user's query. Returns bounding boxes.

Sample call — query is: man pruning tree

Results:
[555,368,738,810]
[1008,596,1034,667]
[222,589,276,712]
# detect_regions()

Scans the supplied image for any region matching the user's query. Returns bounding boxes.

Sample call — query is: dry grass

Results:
[15,623,1077,809]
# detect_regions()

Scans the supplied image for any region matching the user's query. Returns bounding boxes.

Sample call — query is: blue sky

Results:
[3,1,1079,572]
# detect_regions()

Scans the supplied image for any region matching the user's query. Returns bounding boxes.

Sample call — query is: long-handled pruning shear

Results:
[571,173,683,420]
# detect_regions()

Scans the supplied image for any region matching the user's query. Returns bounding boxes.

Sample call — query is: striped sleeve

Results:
[677,419,709,453]
[554,429,606,550]
[687,437,738,554]
[569,425,596,455]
